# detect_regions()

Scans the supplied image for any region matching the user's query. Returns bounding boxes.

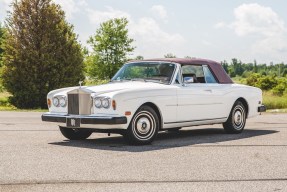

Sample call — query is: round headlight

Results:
[53,97,59,107]
[102,98,110,108]
[95,98,102,108]
[59,97,67,107]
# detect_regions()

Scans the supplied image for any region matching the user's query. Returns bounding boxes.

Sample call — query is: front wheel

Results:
[223,101,246,134]
[124,105,159,145]
[59,126,93,140]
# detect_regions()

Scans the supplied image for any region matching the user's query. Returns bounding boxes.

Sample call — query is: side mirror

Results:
[184,77,194,84]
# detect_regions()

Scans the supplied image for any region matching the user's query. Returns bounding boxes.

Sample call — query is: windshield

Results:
[111,62,176,84]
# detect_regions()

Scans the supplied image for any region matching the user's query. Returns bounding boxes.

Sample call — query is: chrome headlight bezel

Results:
[94,97,102,108]
[53,96,67,107]
[94,97,111,109]
[59,96,67,107]
[52,97,59,107]
[102,98,110,108]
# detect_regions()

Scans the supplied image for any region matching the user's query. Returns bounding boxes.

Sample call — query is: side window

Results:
[182,65,205,83]
[203,65,217,83]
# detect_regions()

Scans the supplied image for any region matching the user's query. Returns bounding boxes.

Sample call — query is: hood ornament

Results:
[79,81,83,88]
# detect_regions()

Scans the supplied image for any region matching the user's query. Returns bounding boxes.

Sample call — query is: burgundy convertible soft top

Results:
[140,58,233,84]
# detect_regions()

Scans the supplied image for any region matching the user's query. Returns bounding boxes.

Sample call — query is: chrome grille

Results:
[68,94,79,115]
[67,89,92,115]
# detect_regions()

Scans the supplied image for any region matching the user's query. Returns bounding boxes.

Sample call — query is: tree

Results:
[231,58,244,76]
[2,0,84,108]
[135,55,144,60]
[253,60,258,73]
[0,23,5,92]
[0,23,5,68]
[221,60,229,74]
[87,18,134,79]
[164,53,176,58]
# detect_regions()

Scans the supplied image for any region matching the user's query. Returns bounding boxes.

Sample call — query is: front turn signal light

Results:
[112,100,116,110]
[125,111,131,116]
[47,99,51,108]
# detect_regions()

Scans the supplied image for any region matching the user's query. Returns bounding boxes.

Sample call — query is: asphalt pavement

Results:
[0,112,286,191]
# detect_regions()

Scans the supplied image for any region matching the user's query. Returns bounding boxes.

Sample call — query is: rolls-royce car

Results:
[42,58,266,145]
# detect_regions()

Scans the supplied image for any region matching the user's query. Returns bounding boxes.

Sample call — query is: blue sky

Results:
[1,0,287,64]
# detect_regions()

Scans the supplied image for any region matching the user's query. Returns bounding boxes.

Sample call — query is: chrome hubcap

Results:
[234,111,242,125]
[132,111,156,140]
[232,105,245,130]
[136,117,151,134]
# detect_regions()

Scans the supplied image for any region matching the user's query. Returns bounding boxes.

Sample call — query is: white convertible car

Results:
[42,58,266,144]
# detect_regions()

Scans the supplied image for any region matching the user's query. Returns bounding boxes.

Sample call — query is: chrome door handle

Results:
[204,89,212,92]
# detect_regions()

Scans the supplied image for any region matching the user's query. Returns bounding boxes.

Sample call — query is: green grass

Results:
[232,76,246,84]
[0,91,47,112]
[263,91,287,110]
[0,92,16,110]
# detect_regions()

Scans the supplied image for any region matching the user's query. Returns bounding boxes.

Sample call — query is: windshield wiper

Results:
[144,79,165,84]
[110,78,146,82]
[130,78,146,82]
[111,78,166,84]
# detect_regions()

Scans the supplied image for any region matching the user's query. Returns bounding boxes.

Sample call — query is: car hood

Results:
[87,81,171,94]
[51,81,172,97]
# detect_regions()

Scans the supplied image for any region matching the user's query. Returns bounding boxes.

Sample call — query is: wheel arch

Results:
[139,102,163,130]
[236,97,249,118]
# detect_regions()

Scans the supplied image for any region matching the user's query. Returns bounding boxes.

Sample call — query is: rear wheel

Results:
[124,105,159,145]
[59,126,93,140]
[223,101,246,134]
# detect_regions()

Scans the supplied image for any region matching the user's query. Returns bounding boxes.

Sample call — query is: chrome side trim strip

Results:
[164,117,227,124]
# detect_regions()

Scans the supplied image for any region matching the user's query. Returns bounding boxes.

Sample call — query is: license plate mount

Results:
[66,117,80,128]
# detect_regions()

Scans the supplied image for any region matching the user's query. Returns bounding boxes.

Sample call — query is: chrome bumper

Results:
[42,113,127,125]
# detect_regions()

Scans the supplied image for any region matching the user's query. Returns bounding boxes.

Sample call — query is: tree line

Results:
[0,0,286,109]
[221,58,287,78]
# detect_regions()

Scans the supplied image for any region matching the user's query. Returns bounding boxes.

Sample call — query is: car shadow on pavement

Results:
[49,128,278,152]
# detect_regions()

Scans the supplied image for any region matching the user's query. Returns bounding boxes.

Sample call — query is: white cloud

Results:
[1,1,184,59]
[54,0,85,19]
[251,36,287,61]
[87,6,131,25]
[0,0,11,8]
[214,22,226,29]
[231,3,286,37]
[218,3,287,62]
[1,0,82,21]
[150,5,168,22]
[202,40,212,46]
[0,0,12,22]
[130,17,184,57]
[84,6,184,57]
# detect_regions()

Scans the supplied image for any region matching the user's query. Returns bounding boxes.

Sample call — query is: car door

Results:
[176,64,229,123]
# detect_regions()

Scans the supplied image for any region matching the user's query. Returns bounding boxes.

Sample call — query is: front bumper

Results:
[258,105,266,112]
[42,113,127,126]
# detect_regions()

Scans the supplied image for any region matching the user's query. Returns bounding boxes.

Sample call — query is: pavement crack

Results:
[1,178,287,186]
